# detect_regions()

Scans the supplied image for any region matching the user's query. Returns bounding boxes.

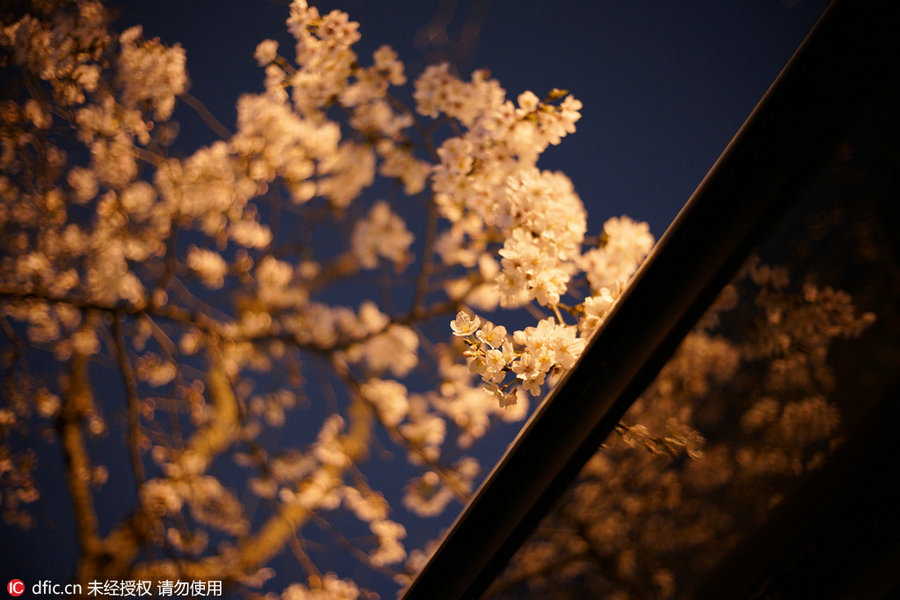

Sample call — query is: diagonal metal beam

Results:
[401,1,899,598]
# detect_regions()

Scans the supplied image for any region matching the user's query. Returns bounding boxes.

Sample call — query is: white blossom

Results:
[117,26,187,119]
[450,311,481,337]
[186,245,228,289]
[254,39,278,66]
[360,378,409,426]
[351,201,414,270]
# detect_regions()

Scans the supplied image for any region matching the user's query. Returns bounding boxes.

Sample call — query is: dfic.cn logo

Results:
[7,580,24,597]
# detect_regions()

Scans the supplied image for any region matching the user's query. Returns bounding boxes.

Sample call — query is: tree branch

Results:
[57,317,103,582]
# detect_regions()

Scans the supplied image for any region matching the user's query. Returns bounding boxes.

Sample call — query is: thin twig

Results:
[111,313,146,490]
[178,93,232,139]
[412,198,439,318]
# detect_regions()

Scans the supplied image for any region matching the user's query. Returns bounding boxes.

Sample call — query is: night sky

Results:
[2,0,832,597]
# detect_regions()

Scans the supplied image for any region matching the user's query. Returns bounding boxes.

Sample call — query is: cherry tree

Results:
[0,1,874,599]
[0,0,653,593]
